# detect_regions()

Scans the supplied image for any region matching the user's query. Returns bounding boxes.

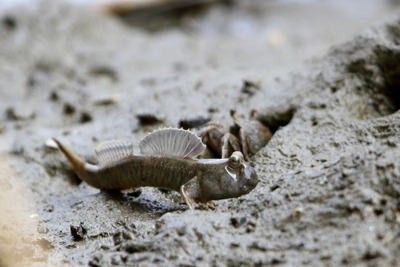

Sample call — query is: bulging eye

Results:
[230,155,240,165]
[229,151,243,167]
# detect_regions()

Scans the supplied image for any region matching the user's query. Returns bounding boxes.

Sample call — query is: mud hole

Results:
[1,0,400,266]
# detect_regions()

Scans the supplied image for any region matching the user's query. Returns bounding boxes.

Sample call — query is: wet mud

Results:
[1,0,400,266]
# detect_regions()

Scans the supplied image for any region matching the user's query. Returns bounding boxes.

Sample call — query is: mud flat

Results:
[1,1,400,266]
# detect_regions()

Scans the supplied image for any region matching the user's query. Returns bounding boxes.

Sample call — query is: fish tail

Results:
[52,138,86,175]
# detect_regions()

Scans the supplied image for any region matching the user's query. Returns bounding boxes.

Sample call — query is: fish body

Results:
[54,128,258,209]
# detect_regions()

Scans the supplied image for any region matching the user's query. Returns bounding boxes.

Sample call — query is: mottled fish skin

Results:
[82,155,200,191]
[53,129,259,208]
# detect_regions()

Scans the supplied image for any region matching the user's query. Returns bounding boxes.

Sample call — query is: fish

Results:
[53,128,258,209]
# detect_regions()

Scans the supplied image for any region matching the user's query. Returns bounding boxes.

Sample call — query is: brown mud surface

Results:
[1,0,400,266]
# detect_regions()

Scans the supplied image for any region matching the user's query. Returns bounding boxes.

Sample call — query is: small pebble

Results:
[292,206,304,218]
[63,103,76,115]
[45,138,58,149]
[136,113,164,126]
[45,204,55,212]
[2,15,17,30]
[49,91,59,102]
[89,66,118,82]
[70,222,87,241]
[178,115,211,129]
[5,106,35,120]
[93,95,119,106]
[241,79,260,96]
[230,217,246,228]
[80,112,92,123]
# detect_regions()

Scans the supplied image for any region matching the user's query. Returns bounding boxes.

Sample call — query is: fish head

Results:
[223,151,259,197]
[188,151,259,203]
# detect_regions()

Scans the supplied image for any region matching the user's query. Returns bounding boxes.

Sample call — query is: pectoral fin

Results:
[180,175,202,210]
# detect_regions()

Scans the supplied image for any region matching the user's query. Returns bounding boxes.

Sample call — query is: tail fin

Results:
[52,138,86,175]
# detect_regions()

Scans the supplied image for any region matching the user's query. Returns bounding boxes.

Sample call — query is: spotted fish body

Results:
[54,128,258,209]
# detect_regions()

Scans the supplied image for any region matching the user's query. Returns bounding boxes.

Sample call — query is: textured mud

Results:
[1,1,400,266]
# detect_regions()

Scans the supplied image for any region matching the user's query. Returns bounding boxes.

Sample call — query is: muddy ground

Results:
[1,0,400,266]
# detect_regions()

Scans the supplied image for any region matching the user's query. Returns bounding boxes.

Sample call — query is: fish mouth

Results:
[242,164,259,192]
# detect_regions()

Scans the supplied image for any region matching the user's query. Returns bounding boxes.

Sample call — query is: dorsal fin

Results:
[139,128,205,158]
[95,140,133,166]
